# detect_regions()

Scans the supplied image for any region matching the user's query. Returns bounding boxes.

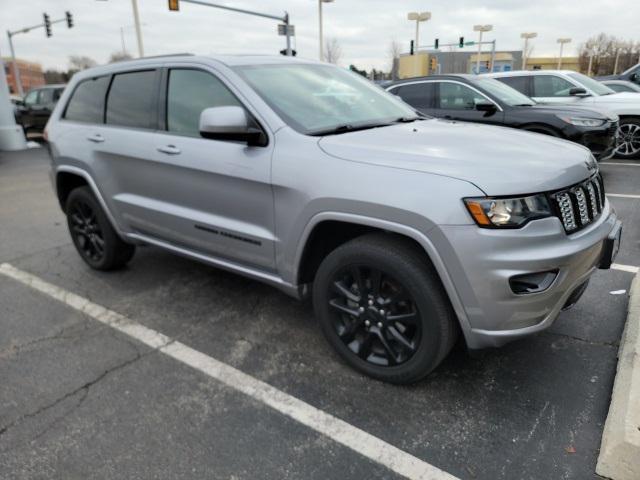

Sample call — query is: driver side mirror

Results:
[475,101,497,115]
[199,106,267,147]
[630,72,638,83]
[569,87,589,97]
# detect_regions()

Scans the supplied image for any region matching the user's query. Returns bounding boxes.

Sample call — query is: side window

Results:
[609,84,631,93]
[166,69,242,137]
[437,82,486,110]
[39,89,54,105]
[497,76,528,95]
[24,90,38,107]
[64,76,110,123]
[393,83,431,109]
[106,70,157,129]
[533,75,575,97]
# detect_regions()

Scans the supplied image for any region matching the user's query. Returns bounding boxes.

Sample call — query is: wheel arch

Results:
[293,212,473,338]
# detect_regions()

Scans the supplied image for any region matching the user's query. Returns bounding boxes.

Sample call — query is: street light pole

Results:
[6,31,23,97]
[520,32,537,70]
[587,43,594,76]
[318,0,334,61]
[613,46,621,75]
[557,38,571,69]
[130,0,144,57]
[474,24,493,74]
[407,11,431,76]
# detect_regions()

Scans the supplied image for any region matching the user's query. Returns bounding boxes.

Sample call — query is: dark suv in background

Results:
[15,84,66,134]
[387,75,618,161]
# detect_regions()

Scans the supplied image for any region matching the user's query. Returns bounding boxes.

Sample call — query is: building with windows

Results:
[525,57,580,72]
[398,50,524,79]
[2,58,45,95]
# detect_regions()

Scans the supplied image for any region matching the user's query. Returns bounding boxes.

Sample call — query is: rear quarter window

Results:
[495,76,528,95]
[64,77,110,123]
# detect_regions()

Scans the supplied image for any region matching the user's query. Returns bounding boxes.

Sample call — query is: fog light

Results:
[509,270,558,295]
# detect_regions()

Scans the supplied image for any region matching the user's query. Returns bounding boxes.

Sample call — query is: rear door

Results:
[21,89,39,129]
[139,66,276,271]
[432,81,504,125]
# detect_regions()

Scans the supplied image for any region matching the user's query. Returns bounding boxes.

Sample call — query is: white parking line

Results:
[0,262,458,480]
[607,193,640,199]
[600,162,640,167]
[612,263,640,274]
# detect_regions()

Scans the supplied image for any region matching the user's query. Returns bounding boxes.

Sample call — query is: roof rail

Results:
[139,53,194,60]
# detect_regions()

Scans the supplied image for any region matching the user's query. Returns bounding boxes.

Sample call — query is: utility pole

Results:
[474,24,493,74]
[131,0,144,57]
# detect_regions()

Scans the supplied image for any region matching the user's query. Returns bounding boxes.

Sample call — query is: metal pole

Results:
[120,27,126,54]
[490,40,496,72]
[6,32,23,97]
[0,52,27,151]
[613,48,621,75]
[476,31,483,74]
[131,0,144,57]
[522,37,529,70]
[414,20,420,76]
[588,50,594,76]
[284,13,292,56]
[318,0,323,61]
[558,42,564,69]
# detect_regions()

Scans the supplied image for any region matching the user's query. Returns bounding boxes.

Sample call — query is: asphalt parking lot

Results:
[1,146,638,480]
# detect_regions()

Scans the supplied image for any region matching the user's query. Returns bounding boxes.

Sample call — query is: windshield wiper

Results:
[310,122,393,136]
[513,103,534,106]
[394,116,421,123]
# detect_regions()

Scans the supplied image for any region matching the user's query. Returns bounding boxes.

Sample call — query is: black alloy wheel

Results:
[328,264,421,367]
[69,199,105,263]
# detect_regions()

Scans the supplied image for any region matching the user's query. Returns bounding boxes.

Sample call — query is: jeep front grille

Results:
[550,173,605,233]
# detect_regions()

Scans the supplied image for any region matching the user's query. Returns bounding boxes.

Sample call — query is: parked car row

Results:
[46,55,622,383]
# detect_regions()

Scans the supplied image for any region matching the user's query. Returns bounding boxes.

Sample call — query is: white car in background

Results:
[601,80,640,94]
[485,70,640,159]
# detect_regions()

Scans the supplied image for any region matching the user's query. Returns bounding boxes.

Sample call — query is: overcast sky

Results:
[1,0,638,71]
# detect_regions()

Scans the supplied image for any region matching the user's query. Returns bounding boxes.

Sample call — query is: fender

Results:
[292,211,473,338]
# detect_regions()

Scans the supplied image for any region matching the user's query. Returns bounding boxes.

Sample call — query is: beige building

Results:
[525,57,580,72]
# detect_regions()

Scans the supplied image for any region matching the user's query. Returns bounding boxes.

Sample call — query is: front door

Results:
[433,81,504,125]
[531,74,581,105]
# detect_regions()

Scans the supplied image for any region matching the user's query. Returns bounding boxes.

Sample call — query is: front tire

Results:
[312,233,458,384]
[65,186,135,271]
[615,117,640,159]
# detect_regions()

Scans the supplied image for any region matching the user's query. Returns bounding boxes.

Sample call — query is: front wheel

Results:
[66,186,135,271]
[312,233,458,384]
[615,117,640,159]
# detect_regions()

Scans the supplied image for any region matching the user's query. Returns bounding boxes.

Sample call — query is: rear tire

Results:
[312,233,458,384]
[615,117,640,159]
[65,186,135,271]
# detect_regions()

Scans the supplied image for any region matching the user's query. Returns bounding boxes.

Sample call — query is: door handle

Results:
[87,133,104,143]
[157,145,181,155]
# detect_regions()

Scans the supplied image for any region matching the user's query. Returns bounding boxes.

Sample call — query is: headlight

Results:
[464,194,552,228]
[557,116,606,127]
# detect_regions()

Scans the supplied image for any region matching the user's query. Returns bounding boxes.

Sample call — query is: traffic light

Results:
[434,38,439,49]
[410,40,414,55]
[459,36,464,48]
[168,0,180,11]
[279,49,297,56]
[43,13,52,37]
[485,60,491,71]
[65,11,73,28]
[430,57,437,71]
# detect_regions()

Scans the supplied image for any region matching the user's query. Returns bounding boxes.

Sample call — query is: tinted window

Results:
[532,75,575,97]
[496,76,528,95]
[39,89,57,104]
[24,90,38,107]
[106,70,157,129]
[64,76,110,123]
[608,83,633,93]
[437,82,486,110]
[392,83,431,109]
[167,69,241,136]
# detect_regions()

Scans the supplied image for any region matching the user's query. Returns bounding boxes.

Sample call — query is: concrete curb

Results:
[596,273,640,480]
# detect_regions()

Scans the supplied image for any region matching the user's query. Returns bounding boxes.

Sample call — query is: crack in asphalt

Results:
[543,331,619,348]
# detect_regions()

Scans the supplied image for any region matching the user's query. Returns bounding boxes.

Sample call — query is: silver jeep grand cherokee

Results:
[46,55,622,384]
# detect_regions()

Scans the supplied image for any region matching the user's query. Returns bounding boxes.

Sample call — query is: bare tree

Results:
[109,51,133,63]
[388,40,401,80]
[68,55,97,71]
[324,38,343,65]
[578,33,640,75]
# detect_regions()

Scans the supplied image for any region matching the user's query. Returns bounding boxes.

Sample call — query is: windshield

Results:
[473,77,535,106]
[567,72,616,96]
[234,63,418,135]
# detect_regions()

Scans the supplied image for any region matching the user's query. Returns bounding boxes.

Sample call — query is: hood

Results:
[527,104,617,121]
[591,92,640,104]
[318,119,596,196]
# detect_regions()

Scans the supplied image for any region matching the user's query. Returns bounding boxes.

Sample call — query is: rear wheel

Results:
[615,117,640,159]
[312,233,458,384]
[65,186,135,270]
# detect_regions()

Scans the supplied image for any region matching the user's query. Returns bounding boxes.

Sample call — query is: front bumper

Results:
[566,122,618,161]
[439,201,619,349]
